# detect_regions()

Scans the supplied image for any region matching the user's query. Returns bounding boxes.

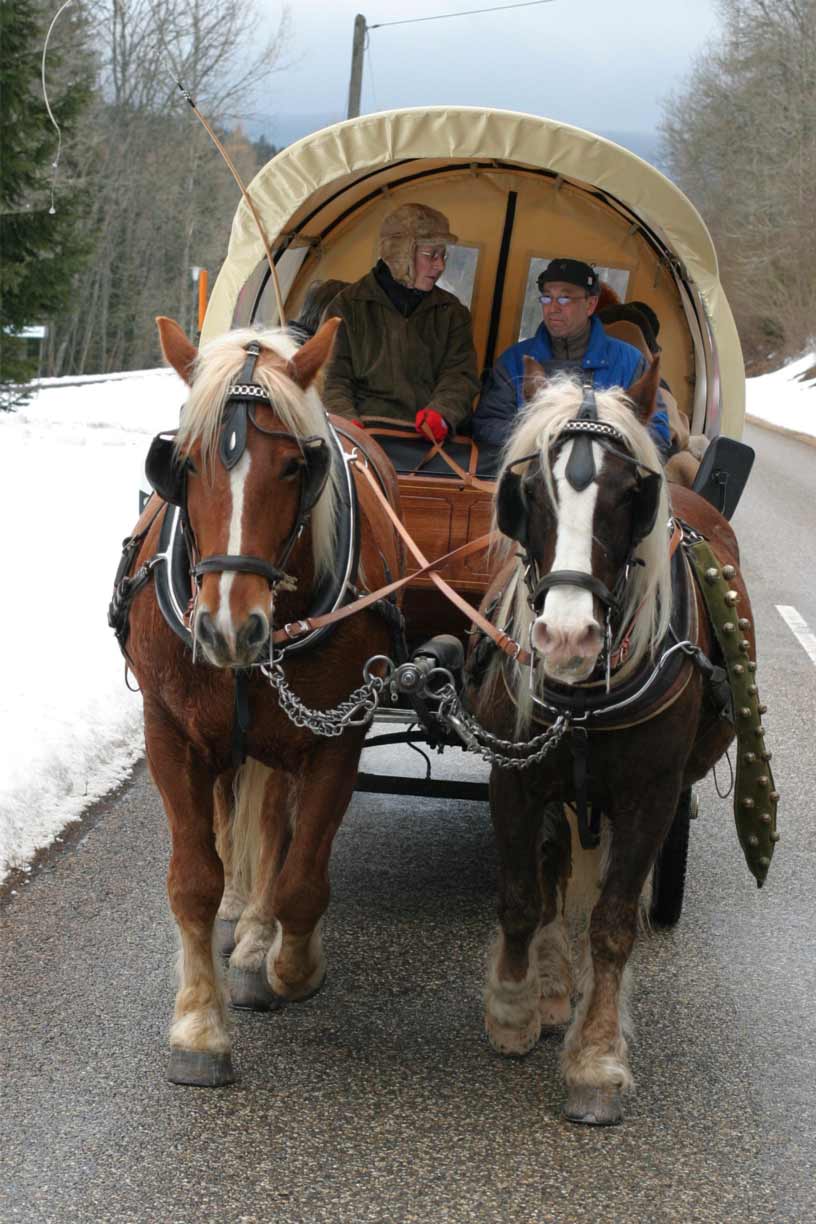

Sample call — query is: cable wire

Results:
[370,0,555,30]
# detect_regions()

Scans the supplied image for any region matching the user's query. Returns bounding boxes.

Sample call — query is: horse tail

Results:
[230,758,272,900]
[564,807,652,933]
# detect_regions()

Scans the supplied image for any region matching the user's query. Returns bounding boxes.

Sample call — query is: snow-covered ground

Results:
[0,353,813,883]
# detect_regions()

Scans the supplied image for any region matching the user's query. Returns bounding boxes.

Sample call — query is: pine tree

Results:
[0,0,93,407]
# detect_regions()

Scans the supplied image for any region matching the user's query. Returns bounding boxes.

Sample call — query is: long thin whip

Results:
[175,82,286,327]
[41,0,77,214]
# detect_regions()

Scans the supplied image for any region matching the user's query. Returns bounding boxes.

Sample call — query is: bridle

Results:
[497,386,663,680]
[145,340,332,594]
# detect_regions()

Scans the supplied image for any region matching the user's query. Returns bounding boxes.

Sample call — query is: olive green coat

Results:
[322,272,479,431]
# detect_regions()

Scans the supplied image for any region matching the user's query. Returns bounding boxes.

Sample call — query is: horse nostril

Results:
[196,610,216,646]
[238,612,269,656]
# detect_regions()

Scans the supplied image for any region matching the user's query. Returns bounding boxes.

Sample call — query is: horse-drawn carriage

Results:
[113,108,777,1122]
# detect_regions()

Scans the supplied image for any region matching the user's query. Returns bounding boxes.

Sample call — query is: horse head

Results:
[496,356,671,686]
[152,316,342,668]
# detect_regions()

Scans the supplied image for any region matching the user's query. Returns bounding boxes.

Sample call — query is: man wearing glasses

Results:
[473,258,670,453]
[323,203,479,441]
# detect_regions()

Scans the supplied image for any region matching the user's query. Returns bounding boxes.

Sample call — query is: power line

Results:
[369,0,555,31]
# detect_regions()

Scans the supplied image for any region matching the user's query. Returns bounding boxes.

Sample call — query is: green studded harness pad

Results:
[687,538,779,887]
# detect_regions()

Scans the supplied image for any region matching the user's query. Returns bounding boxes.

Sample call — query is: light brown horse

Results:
[117,317,403,1086]
[466,360,774,1124]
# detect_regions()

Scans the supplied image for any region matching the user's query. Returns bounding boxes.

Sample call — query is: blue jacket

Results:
[473,316,671,454]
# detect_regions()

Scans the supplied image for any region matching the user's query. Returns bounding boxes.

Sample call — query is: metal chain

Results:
[435,683,570,769]
[259,656,390,737]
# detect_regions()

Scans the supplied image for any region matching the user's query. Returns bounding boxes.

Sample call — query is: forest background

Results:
[1,0,815,402]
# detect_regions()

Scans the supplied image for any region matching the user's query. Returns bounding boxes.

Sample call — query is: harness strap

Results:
[270,528,499,645]
[336,458,534,665]
[358,419,496,492]
[194,554,288,587]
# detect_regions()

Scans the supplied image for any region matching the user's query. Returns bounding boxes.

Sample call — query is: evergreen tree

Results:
[0,0,93,407]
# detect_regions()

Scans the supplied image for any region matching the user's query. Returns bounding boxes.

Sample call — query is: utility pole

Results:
[346,14,366,119]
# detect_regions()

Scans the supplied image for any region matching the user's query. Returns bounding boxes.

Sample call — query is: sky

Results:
[250,0,723,146]
[1,354,814,885]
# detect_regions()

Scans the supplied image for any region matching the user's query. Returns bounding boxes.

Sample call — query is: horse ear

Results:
[627,355,660,425]
[288,316,343,391]
[156,316,197,385]
[522,355,548,402]
[497,470,528,546]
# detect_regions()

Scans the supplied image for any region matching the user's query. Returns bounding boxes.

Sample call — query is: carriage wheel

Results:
[650,788,693,927]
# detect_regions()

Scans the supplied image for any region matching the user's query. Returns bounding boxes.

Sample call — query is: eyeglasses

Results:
[538,293,589,306]
[416,247,447,263]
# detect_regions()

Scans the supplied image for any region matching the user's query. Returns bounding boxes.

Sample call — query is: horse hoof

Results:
[167,1048,236,1088]
[563,1086,623,1126]
[485,1014,540,1057]
[213,918,237,959]
[228,965,285,1012]
[539,994,572,1028]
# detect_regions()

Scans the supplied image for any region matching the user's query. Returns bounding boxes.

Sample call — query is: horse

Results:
[466,356,775,1125]
[113,316,404,1087]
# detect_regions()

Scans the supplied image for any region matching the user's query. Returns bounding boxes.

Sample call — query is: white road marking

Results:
[776,605,816,667]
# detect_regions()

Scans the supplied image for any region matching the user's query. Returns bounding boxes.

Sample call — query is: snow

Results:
[0,354,813,882]
[745,352,816,439]
[0,368,186,881]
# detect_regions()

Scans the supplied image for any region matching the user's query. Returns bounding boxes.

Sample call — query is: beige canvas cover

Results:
[203,107,744,435]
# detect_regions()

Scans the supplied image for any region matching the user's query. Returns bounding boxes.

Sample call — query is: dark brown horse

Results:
[467,358,773,1124]
[116,317,403,1086]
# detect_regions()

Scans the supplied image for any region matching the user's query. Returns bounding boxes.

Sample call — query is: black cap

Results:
[537,259,599,295]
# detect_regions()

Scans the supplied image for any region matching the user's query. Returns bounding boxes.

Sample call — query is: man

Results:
[473,258,671,454]
[322,203,479,441]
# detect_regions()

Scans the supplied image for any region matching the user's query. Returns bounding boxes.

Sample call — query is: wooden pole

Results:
[197,269,209,333]
[346,14,366,119]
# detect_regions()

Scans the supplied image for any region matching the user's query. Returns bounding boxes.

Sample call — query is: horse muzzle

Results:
[194,607,270,668]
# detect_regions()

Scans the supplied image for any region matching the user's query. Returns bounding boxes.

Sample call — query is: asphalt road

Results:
[2,423,814,1224]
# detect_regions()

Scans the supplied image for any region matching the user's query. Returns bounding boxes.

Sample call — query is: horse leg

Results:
[145,716,234,1087]
[533,805,575,1028]
[561,790,677,1125]
[213,769,244,958]
[266,737,364,1001]
[486,777,570,1056]
[227,761,293,1011]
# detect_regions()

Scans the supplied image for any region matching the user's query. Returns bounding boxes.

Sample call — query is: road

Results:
[2,423,814,1224]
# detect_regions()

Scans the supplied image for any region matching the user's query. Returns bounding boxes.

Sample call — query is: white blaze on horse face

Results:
[212,450,251,648]
[531,440,604,682]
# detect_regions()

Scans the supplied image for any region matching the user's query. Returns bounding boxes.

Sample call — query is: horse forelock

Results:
[492,377,672,731]
[175,327,340,576]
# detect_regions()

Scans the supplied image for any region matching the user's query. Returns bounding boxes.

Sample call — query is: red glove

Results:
[415,407,449,443]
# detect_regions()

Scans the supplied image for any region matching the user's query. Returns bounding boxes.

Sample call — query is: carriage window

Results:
[518,259,631,340]
[437,244,479,309]
[245,247,310,328]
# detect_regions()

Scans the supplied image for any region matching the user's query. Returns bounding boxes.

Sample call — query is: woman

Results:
[322,203,479,441]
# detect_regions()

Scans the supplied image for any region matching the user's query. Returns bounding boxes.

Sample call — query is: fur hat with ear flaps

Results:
[378,203,457,287]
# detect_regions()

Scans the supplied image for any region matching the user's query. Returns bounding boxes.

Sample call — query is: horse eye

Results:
[184,457,198,476]
[280,456,303,480]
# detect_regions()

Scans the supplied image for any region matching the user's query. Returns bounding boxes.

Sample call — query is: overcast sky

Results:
[253,0,722,143]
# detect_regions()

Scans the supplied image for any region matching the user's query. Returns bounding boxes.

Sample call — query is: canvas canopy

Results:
[203,107,744,436]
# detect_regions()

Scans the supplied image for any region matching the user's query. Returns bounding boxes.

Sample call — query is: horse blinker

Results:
[497,469,528,546]
[630,472,661,548]
[145,432,189,507]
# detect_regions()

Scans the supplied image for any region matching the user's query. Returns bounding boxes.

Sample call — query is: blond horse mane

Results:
[490,377,672,731]
[175,327,340,577]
